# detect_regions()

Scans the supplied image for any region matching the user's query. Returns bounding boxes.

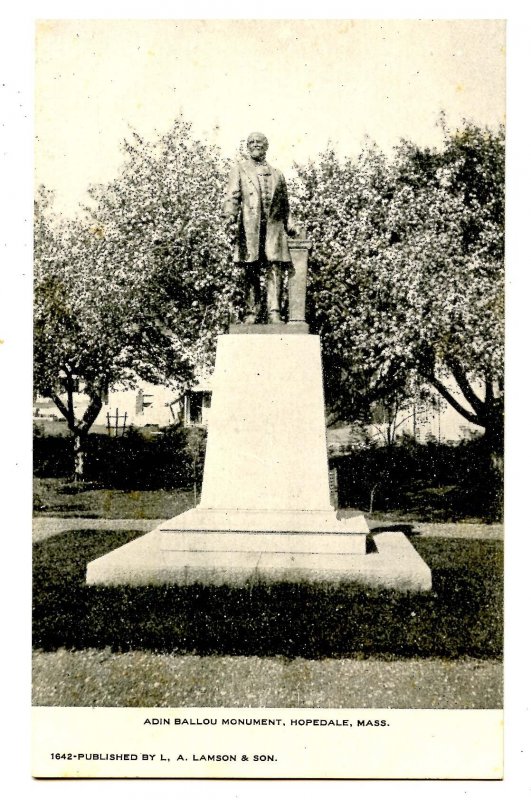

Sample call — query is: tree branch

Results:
[393,411,418,433]
[51,393,75,432]
[485,376,494,406]
[78,383,105,434]
[428,375,482,427]
[370,424,388,445]
[66,373,75,431]
[78,396,103,434]
[325,409,343,427]
[446,357,485,417]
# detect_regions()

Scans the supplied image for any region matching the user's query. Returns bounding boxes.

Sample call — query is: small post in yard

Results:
[122,411,128,436]
[369,484,378,514]
[115,407,119,438]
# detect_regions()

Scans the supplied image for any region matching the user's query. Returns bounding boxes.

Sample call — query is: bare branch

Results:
[446,358,485,417]
[78,395,103,435]
[51,393,75,432]
[429,375,482,427]
[393,411,418,433]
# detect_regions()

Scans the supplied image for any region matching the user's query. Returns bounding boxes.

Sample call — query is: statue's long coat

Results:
[223,159,292,263]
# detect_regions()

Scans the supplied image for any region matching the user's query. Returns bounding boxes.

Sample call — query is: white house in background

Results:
[33,376,213,432]
[327,382,483,455]
[364,397,482,448]
[96,382,180,431]
[181,377,212,427]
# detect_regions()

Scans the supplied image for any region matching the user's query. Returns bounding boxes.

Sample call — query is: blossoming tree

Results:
[34,119,235,478]
[291,122,504,462]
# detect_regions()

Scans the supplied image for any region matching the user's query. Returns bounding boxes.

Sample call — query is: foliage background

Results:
[34,115,504,519]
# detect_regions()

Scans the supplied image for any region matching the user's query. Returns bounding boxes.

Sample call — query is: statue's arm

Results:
[222,163,242,223]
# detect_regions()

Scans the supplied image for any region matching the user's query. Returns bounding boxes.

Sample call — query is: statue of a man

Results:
[223,132,296,323]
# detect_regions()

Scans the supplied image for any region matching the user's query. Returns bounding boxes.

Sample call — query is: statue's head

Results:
[246,132,269,162]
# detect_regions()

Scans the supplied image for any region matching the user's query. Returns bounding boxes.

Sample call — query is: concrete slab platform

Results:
[157,507,367,554]
[159,530,366,555]
[160,507,368,534]
[86,530,432,592]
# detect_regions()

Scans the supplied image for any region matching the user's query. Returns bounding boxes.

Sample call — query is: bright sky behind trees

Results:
[35,19,505,216]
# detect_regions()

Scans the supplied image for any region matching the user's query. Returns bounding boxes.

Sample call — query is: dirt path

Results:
[32,516,503,544]
[32,517,164,543]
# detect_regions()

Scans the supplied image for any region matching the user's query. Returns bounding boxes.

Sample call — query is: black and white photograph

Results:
[19,12,512,780]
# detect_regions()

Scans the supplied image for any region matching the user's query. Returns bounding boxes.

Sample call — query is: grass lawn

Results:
[34,478,505,527]
[32,529,502,708]
[33,478,195,519]
[32,649,501,708]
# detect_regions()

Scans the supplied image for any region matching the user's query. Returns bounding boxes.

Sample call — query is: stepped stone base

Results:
[86,529,432,592]
[158,506,369,556]
[159,507,369,534]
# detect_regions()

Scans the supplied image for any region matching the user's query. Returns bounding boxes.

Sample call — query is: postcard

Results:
[29,16,505,781]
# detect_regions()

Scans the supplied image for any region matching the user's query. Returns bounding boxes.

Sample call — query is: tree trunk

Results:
[69,395,103,482]
[481,398,504,522]
[425,362,504,522]
[52,386,104,482]
[73,432,86,482]
[483,397,504,458]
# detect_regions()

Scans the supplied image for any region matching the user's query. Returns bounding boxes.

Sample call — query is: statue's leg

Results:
[244,262,260,324]
[266,262,282,323]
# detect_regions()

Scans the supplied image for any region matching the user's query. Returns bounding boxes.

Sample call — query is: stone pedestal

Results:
[86,330,431,592]
[287,238,311,323]
[199,334,341,512]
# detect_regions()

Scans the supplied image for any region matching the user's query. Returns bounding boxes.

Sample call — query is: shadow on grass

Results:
[33,530,503,661]
[369,524,419,536]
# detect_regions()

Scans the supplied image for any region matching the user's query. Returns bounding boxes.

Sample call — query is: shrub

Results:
[33,424,206,491]
[335,437,502,522]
